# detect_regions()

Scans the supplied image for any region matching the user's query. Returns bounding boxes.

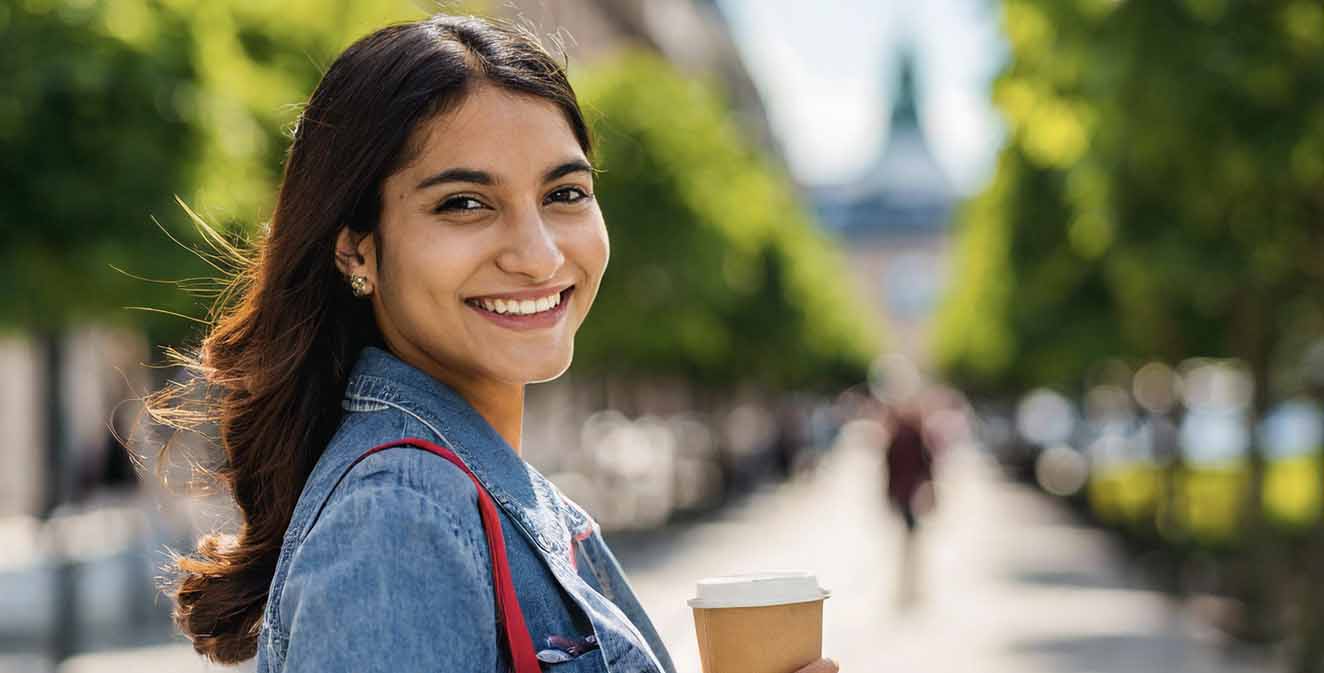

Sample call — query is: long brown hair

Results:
[144,13,592,664]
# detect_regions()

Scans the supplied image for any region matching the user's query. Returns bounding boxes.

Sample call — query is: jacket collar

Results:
[340,346,573,559]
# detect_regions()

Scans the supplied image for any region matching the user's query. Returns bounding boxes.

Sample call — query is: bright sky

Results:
[714,0,1007,194]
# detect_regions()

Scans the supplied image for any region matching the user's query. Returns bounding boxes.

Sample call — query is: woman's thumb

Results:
[794,657,840,673]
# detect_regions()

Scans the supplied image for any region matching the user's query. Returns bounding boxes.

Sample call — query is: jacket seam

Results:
[267,408,412,655]
[577,534,617,604]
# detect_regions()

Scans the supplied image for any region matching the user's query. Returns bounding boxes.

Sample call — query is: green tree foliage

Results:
[572,53,880,389]
[1,0,203,336]
[0,0,435,341]
[937,0,1324,396]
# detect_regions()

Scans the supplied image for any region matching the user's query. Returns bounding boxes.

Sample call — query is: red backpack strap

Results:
[346,437,542,673]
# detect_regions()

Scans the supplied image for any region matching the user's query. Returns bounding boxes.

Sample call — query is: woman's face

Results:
[344,82,607,388]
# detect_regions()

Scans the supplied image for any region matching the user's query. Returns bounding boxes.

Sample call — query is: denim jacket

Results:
[254,346,677,673]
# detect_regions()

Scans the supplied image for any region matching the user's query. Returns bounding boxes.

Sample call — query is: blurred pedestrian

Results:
[883,403,934,533]
[141,13,837,673]
[881,400,936,608]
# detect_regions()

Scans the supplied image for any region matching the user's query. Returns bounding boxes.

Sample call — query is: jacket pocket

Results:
[535,631,602,665]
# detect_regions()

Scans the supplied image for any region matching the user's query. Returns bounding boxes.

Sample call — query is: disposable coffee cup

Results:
[687,570,830,673]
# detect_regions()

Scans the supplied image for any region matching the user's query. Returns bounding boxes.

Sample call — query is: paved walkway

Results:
[610,435,1281,673]
[36,434,1281,673]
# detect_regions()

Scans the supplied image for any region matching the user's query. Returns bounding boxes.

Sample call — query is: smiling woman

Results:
[334,80,608,447]
[142,11,836,673]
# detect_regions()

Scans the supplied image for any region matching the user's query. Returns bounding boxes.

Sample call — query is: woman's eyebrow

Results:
[415,167,492,191]
[542,159,594,183]
[414,159,594,192]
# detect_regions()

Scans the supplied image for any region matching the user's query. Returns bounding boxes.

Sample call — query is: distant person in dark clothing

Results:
[880,401,937,609]
[884,406,933,531]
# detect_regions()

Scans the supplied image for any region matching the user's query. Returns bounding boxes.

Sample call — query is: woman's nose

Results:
[496,209,565,281]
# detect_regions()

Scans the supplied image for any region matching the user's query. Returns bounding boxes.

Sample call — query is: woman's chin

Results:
[498,349,574,385]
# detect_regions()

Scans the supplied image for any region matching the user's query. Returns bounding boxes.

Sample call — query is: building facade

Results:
[810,48,955,365]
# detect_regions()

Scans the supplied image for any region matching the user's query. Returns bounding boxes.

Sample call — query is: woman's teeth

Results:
[475,291,562,316]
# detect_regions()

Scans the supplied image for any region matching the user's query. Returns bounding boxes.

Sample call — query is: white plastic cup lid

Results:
[686,570,831,609]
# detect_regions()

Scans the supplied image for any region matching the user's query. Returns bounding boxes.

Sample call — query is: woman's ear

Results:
[334,225,377,280]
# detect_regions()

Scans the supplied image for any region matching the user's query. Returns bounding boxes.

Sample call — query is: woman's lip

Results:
[465,286,574,331]
[466,283,574,302]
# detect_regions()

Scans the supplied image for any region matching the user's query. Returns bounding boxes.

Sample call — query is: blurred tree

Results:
[935,0,1324,663]
[2,3,208,661]
[572,53,880,391]
[939,0,1324,396]
[1,0,207,339]
[0,0,452,341]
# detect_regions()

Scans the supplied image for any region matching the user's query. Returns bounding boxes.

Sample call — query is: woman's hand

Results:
[794,657,840,673]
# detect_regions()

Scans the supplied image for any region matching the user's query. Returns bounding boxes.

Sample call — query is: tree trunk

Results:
[1227,286,1279,644]
[1294,387,1324,673]
[41,330,78,670]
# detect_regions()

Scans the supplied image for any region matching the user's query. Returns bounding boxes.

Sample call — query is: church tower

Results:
[866,48,952,220]
[810,44,955,364]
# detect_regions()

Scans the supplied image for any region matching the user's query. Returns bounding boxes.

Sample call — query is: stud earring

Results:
[349,274,371,298]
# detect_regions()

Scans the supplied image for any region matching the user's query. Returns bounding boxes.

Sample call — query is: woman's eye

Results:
[434,196,487,213]
[547,186,591,205]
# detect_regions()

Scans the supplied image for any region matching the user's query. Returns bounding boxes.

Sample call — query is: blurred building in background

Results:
[811,41,954,365]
